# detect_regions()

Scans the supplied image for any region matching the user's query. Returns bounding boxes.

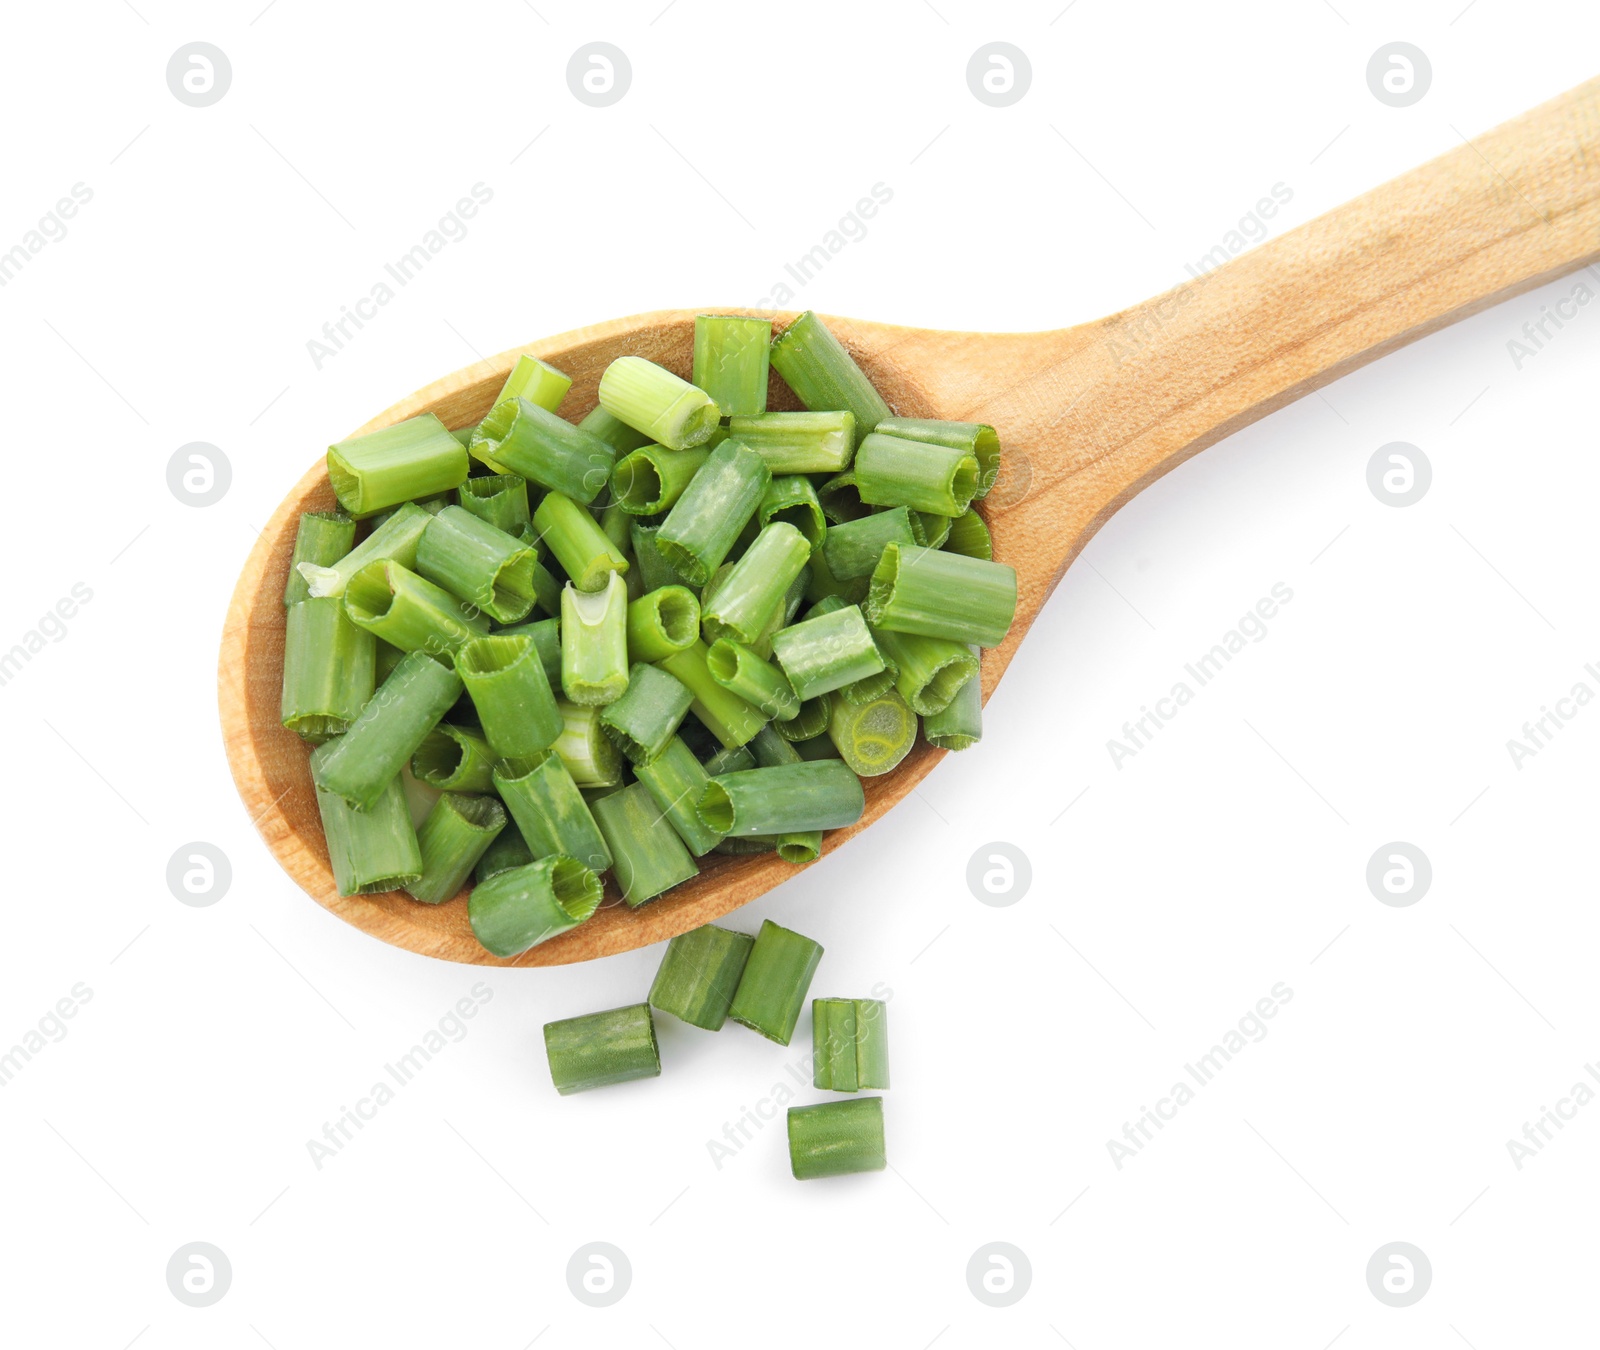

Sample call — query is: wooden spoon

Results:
[220,77,1600,966]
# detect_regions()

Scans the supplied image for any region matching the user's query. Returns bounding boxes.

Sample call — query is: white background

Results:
[1,1,1597,1345]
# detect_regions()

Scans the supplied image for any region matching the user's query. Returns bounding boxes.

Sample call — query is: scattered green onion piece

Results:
[770,605,885,701]
[768,312,889,449]
[728,919,825,1045]
[749,723,802,767]
[726,410,856,474]
[656,440,772,586]
[701,522,811,647]
[457,633,563,758]
[492,753,612,872]
[745,564,810,662]
[495,353,572,412]
[704,744,756,775]
[657,640,768,749]
[299,501,433,600]
[560,573,629,705]
[775,832,822,864]
[471,397,616,505]
[943,507,992,560]
[923,646,983,750]
[854,432,978,518]
[626,585,700,663]
[281,597,376,743]
[706,639,800,721]
[649,925,755,1029]
[315,773,422,897]
[871,627,978,716]
[803,546,869,607]
[493,616,561,687]
[788,1096,886,1179]
[284,511,356,606]
[866,544,1018,648]
[552,700,625,789]
[611,443,709,516]
[599,663,693,765]
[578,404,653,454]
[698,760,865,837]
[469,855,602,958]
[456,474,531,534]
[411,723,497,793]
[633,736,725,856]
[534,491,629,592]
[404,792,505,906]
[759,475,827,552]
[816,470,870,524]
[693,314,771,417]
[543,1002,660,1094]
[342,559,489,656]
[774,692,832,741]
[415,504,537,624]
[909,510,952,549]
[803,597,896,705]
[877,415,1000,498]
[821,507,915,582]
[827,686,916,776]
[598,355,721,450]
[327,413,469,519]
[813,998,890,1091]
[591,782,699,906]
[630,522,684,593]
[475,818,532,883]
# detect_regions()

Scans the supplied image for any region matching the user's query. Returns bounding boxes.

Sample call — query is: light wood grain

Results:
[220,77,1600,966]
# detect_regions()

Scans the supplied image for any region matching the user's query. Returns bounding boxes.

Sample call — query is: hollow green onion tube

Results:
[877,415,1000,499]
[943,507,993,560]
[749,563,810,658]
[598,355,721,451]
[553,700,624,788]
[472,397,616,505]
[788,1096,886,1179]
[534,491,629,592]
[284,511,356,606]
[494,615,562,687]
[457,633,563,758]
[475,818,532,883]
[416,505,537,624]
[630,522,684,593]
[822,507,916,582]
[404,792,506,906]
[600,663,693,766]
[626,585,699,663]
[650,925,755,1030]
[315,774,422,897]
[300,501,433,599]
[827,687,916,777]
[693,314,770,416]
[342,559,489,656]
[866,544,1018,648]
[658,640,768,748]
[728,919,825,1045]
[775,693,832,741]
[923,646,983,751]
[411,724,497,792]
[591,782,699,906]
[656,441,772,585]
[469,856,602,958]
[495,353,572,412]
[633,736,724,856]
[803,547,869,607]
[543,1003,660,1094]
[854,432,979,518]
[816,470,870,524]
[714,835,778,856]
[812,998,890,1092]
[910,511,952,550]
[310,652,463,810]
[492,753,612,872]
[561,573,629,705]
[698,760,865,837]
[759,475,827,552]
[579,403,653,454]
[770,605,886,700]
[871,627,978,716]
[804,596,896,705]
[610,443,709,516]
[456,474,531,534]
[327,413,469,518]
[768,311,889,449]
[727,410,856,474]
[706,640,800,721]
[281,597,376,742]
[701,523,811,648]
[775,832,822,864]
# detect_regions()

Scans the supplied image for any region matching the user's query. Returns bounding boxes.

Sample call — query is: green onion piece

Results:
[750,723,802,767]
[471,397,616,505]
[698,760,865,837]
[597,498,633,556]
[768,311,890,449]
[650,924,755,1029]
[693,314,771,417]
[803,546,869,607]
[281,597,376,742]
[591,781,699,906]
[706,639,800,721]
[759,475,827,552]
[877,415,1000,499]
[827,686,916,776]
[543,1002,660,1094]
[284,511,356,606]
[456,474,531,534]
[713,835,778,856]
[374,639,406,684]
[415,505,537,624]
[630,522,685,593]
[457,633,563,757]
[656,440,772,586]
[598,355,721,451]
[493,615,561,687]
[553,699,625,788]
[802,597,896,705]
[469,855,602,958]
[701,522,812,647]
[370,493,451,529]
[578,403,653,454]
[746,563,810,660]
[704,744,756,775]
[496,353,572,412]
[299,501,433,599]
[866,544,1018,648]
[528,556,564,616]
[310,651,463,810]
[872,627,978,716]
[492,753,612,872]
[813,998,890,1091]
[657,639,768,749]
[909,510,952,550]
[405,791,505,906]
[327,413,469,518]
[793,733,840,761]
[534,491,629,592]
[822,506,916,582]
[633,736,725,856]
[599,662,693,766]
[315,773,422,896]
[726,410,856,474]
[816,470,870,524]
[560,573,629,705]
[475,818,532,883]
[342,558,490,656]
[854,432,978,518]
[788,1096,886,1179]
[775,831,822,864]
[770,604,886,700]
[923,646,983,751]
[451,424,477,447]
[611,443,710,516]
[943,507,993,560]
[626,585,700,663]
[774,692,832,741]
[412,723,497,793]
[728,919,825,1045]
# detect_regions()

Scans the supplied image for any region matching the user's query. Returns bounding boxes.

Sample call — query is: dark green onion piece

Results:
[759,475,827,552]
[579,403,653,454]
[469,855,602,957]
[774,692,832,741]
[416,504,537,624]
[598,355,721,450]
[626,585,700,663]
[405,792,505,906]
[656,440,772,585]
[813,998,890,1091]
[816,470,870,524]
[630,521,684,593]
[597,498,634,557]
[650,925,755,1029]
[281,597,375,743]
[822,507,916,582]
[706,639,800,721]
[299,501,433,599]
[726,410,856,473]
[827,687,916,776]
[728,919,824,1045]
[456,473,531,534]
[543,1002,660,1094]
[749,723,802,767]
[493,616,561,687]
[611,443,709,515]
[553,700,625,789]
[591,782,699,906]
[284,511,356,606]
[854,432,978,518]
[633,736,725,856]
[412,723,497,793]
[872,628,978,716]
[475,818,532,883]
[698,760,865,837]
[316,773,422,896]
[775,831,822,864]
[457,633,563,758]
[493,753,612,872]
[496,353,572,412]
[471,397,616,505]
[327,413,469,518]
[923,646,983,751]
[374,639,406,684]
[657,640,768,749]
[701,522,811,646]
[866,544,1018,648]
[793,733,842,761]
[599,663,693,766]
[342,559,489,656]
[704,744,757,776]
[528,556,563,616]
[788,1097,886,1179]
[768,311,889,449]
[803,547,869,607]
[561,573,629,705]
[770,604,886,701]
[534,491,629,592]
[943,507,993,560]
[909,510,952,549]
[693,314,770,417]
[877,415,1000,499]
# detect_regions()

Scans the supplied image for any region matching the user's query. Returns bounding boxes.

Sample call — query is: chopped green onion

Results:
[493,615,561,687]
[759,475,827,552]
[866,544,1018,647]
[374,639,406,684]
[533,491,629,592]
[656,440,772,585]
[560,573,629,705]
[544,1003,660,1094]
[704,744,757,775]
[745,564,810,660]
[552,699,624,788]
[600,662,693,765]
[768,311,890,449]
[405,791,505,906]
[415,505,538,624]
[787,1097,886,1179]
[827,686,916,776]
[816,470,870,524]
[728,919,824,1045]
[942,507,992,560]
[877,415,1000,498]
[469,855,602,958]
[451,424,477,448]
[812,997,890,1092]
[597,498,635,556]
[310,651,462,810]
[657,639,768,748]
[316,774,422,897]
[713,835,778,856]
[909,510,952,549]
[598,355,721,450]
[342,559,489,655]
[774,692,832,741]
[411,723,497,793]
[591,781,699,906]
[749,723,802,767]
[701,522,812,646]
[281,597,375,743]
[610,443,709,515]
[854,432,978,518]
[726,410,856,474]
[821,506,915,582]
[633,736,725,856]
[578,403,653,454]
[630,521,684,593]
[693,314,771,417]
[803,596,896,705]
[626,584,700,663]
[871,628,978,716]
[370,493,451,528]
[923,646,983,750]
[706,639,800,721]
[649,924,755,1029]
[698,760,865,837]
[471,397,616,505]
[496,353,572,412]
[456,474,531,534]
[492,753,612,872]
[284,510,355,606]
[475,817,532,883]
[775,832,822,864]
[803,546,869,607]
[770,604,886,700]
[299,501,433,599]
[793,733,841,761]
[327,413,469,518]
[457,633,563,757]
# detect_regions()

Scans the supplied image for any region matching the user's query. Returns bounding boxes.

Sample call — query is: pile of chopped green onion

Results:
[282,311,1017,958]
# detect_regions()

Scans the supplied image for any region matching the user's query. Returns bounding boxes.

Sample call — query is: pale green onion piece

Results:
[457,633,563,758]
[768,311,889,449]
[492,753,612,872]
[788,1096,886,1179]
[552,700,625,788]
[728,919,824,1045]
[493,615,561,687]
[456,474,531,535]
[281,597,376,743]
[416,504,537,624]
[496,353,572,412]
[866,544,1018,648]
[805,596,896,705]
[633,736,725,856]
[822,506,915,582]
[943,508,992,560]
[327,413,469,518]
[405,792,505,906]
[726,410,856,474]
[770,604,885,701]
[812,997,890,1092]
[759,475,827,552]
[299,501,433,599]
[316,773,422,897]
[471,397,616,504]
[693,314,771,417]
[626,585,700,663]
[657,639,768,749]
[284,511,355,606]
[698,760,865,837]
[656,440,772,586]
[544,1003,660,1094]
[876,415,1000,498]
[774,692,831,741]
[534,491,629,592]
[560,573,629,705]
[611,443,710,515]
[706,639,800,721]
[411,723,497,793]
[854,432,979,517]
[342,559,489,656]
[871,628,978,716]
[591,782,699,906]
[600,663,693,766]
[598,355,721,450]
[469,855,602,958]
[701,522,812,647]
[827,687,916,776]
[816,470,869,524]
[909,510,952,549]
[578,403,653,454]
[650,925,755,1030]
[923,646,983,750]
